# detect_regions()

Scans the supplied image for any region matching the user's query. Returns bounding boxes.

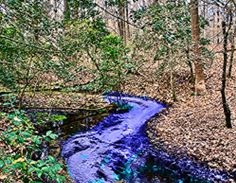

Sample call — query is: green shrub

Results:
[0,96,67,183]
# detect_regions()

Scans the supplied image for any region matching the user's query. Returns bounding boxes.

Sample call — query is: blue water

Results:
[61,93,230,183]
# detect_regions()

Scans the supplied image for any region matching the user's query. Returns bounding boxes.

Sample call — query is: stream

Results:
[61,93,230,183]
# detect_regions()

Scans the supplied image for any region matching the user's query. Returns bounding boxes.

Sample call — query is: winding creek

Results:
[61,93,230,183]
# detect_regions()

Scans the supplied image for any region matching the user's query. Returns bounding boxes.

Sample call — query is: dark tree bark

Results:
[186,45,194,83]
[221,21,232,128]
[190,0,206,95]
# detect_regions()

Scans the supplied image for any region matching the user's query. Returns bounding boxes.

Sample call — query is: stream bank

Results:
[61,92,230,183]
[145,56,236,182]
[119,54,236,182]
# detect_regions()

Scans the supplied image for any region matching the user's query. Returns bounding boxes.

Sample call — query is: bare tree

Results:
[227,25,235,78]
[190,0,206,95]
[125,1,130,39]
[117,0,127,43]
[221,20,232,128]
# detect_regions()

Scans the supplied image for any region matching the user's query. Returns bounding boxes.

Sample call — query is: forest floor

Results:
[1,49,235,182]
[22,91,111,110]
[123,53,236,181]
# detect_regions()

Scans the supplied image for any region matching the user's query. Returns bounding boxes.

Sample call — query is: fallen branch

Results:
[23,105,114,113]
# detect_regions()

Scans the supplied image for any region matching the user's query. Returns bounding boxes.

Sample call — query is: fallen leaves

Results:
[146,54,236,174]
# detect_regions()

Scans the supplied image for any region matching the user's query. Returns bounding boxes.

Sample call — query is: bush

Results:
[0,96,67,183]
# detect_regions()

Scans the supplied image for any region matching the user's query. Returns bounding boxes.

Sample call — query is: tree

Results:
[190,0,206,95]
[221,20,232,128]
[227,26,235,78]
[117,0,127,43]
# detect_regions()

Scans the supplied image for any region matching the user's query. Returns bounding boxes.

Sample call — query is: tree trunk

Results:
[202,1,207,38]
[125,1,130,39]
[118,0,126,43]
[228,26,235,78]
[190,0,206,95]
[186,45,194,83]
[221,21,232,128]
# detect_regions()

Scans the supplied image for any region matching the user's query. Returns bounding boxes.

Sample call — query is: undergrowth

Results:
[0,95,68,183]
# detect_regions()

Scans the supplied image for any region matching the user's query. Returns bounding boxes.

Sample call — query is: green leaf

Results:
[0,160,5,168]
[21,131,31,138]
[32,136,42,145]
[46,131,52,136]
[37,171,43,178]
[49,133,58,140]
